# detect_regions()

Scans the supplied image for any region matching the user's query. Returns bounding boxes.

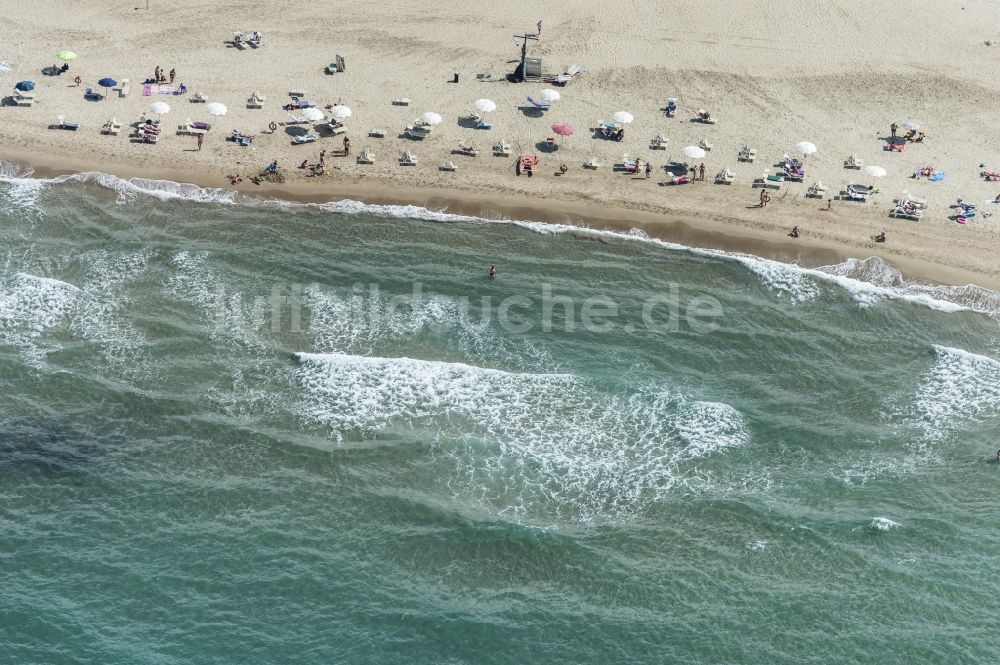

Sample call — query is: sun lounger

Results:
[890,203,923,220]
[698,138,713,151]
[753,172,784,189]
[493,139,511,157]
[665,98,677,117]
[400,151,418,166]
[896,191,927,208]
[177,120,209,135]
[457,142,478,157]
[138,129,159,143]
[102,118,122,135]
[584,158,600,169]
[526,96,551,111]
[84,88,103,101]
[287,114,308,124]
[843,184,872,201]
[805,181,828,198]
[405,123,431,139]
[694,109,717,124]
[11,91,34,107]
[844,154,863,169]
[391,98,410,106]
[368,128,386,138]
[54,116,79,130]
[650,133,667,150]
[738,145,757,162]
[357,148,375,164]
[439,161,458,171]
[291,133,318,145]
[715,168,735,184]
[230,130,254,146]
[191,91,206,103]
[325,63,339,74]
[288,89,306,98]
[326,122,346,136]
[118,79,130,98]
[246,90,265,109]
[553,64,583,85]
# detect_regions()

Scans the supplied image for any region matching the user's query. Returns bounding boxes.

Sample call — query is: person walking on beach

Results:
[319,149,326,167]
[890,122,898,138]
[196,133,203,151]
[169,68,176,84]
[343,136,350,156]
[760,190,769,207]
[645,162,652,178]
[698,163,705,181]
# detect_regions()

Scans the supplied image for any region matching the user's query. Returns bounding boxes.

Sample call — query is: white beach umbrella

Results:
[795,141,817,156]
[472,98,496,113]
[205,102,228,116]
[864,165,887,178]
[302,107,325,121]
[148,101,170,114]
[612,111,634,125]
[538,89,560,102]
[682,145,706,159]
[329,105,352,120]
[420,111,442,125]
[902,121,920,131]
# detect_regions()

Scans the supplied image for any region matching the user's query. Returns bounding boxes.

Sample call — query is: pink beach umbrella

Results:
[551,123,575,137]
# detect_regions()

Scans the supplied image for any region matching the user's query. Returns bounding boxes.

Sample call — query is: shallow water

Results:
[2,170,999,664]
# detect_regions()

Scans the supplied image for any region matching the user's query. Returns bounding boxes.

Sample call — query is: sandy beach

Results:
[2,0,1000,287]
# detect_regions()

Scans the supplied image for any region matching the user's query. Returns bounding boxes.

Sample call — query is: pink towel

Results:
[142,85,152,96]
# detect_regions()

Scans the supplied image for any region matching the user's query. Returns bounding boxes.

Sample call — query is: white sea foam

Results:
[292,352,750,521]
[0,273,80,364]
[910,345,1000,442]
[869,517,902,532]
[3,163,997,316]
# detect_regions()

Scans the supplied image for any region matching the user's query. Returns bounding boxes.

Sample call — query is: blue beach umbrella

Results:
[15,80,35,92]
[98,77,117,89]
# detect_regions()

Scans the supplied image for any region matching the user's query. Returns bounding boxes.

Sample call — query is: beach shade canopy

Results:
[472,98,496,113]
[551,123,575,137]
[864,165,887,178]
[302,107,325,121]
[420,111,442,125]
[795,141,817,155]
[57,51,77,61]
[902,121,920,131]
[98,77,117,89]
[612,111,634,124]
[538,89,560,102]
[205,102,228,116]
[148,101,170,114]
[682,145,706,159]
[15,80,35,92]
[329,105,352,120]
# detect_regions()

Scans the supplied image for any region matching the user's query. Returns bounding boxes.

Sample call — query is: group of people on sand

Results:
[153,65,176,84]
[889,122,927,143]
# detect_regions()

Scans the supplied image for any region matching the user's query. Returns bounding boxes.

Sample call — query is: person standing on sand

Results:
[169,68,176,84]
[154,65,161,83]
[698,163,705,181]
[343,136,350,156]
[319,149,326,167]
[196,133,203,151]
[890,122,898,137]
[645,162,652,178]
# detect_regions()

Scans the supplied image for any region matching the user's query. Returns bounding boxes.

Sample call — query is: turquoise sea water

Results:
[2,168,999,664]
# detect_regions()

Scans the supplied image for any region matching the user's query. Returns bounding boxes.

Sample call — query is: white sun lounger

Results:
[400,151,418,166]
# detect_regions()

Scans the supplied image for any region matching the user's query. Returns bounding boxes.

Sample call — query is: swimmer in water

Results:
[489,265,497,279]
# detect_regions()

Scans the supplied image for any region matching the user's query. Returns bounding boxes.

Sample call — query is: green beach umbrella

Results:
[57,51,78,61]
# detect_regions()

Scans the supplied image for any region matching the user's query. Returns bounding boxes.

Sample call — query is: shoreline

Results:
[4,146,999,292]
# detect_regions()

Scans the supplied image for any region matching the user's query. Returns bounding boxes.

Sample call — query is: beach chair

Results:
[326,122,346,136]
[554,64,583,85]
[545,137,556,151]
[844,154,863,169]
[84,87,103,101]
[54,115,79,130]
[357,148,375,164]
[246,32,262,48]
[665,98,677,117]
[400,151,418,166]
[457,142,479,157]
[405,123,431,139]
[288,89,306,98]
[737,145,757,162]
[291,133,318,145]
[191,91,206,103]
[439,161,458,171]
[698,138,713,151]
[805,181,828,198]
[897,191,927,208]
[246,90,265,109]
[584,157,600,169]
[526,96,551,111]
[230,130,254,146]
[138,128,159,144]
[694,109,717,124]
[11,91,34,107]
[753,172,784,189]
[368,128,386,138]
[118,79,130,98]
[101,117,122,135]
[843,184,871,201]
[650,133,667,150]
[492,139,511,157]
[287,113,308,124]
[391,98,411,106]
[714,168,735,184]
[890,203,923,220]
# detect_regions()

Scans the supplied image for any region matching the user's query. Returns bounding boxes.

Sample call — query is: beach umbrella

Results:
[148,101,170,114]
[472,98,496,113]
[682,145,706,159]
[15,80,35,92]
[56,51,77,61]
[329,105,352,120]
[420,111,442,125]
[0,61,11,73]
[205,102,228,116]
[612,111,634,125]
[795,141,817,156]
[902,121,920,131]
[98,77,117,94]
[864,165,887,178]
[302,107,325,122]
[551,123,575,137]
[538,89,560,102]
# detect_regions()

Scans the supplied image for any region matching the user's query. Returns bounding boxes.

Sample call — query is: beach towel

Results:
[929,171,946,182]
[143,84,152,96]
[158,85,176,94]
